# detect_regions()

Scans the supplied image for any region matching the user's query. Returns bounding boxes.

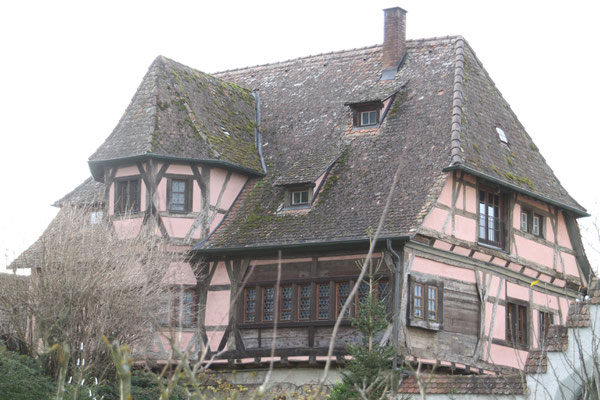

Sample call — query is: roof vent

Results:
[381,7,407,81]
[496,127,508,144]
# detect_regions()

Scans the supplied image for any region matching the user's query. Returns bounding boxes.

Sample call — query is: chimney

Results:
[381,7,407,81]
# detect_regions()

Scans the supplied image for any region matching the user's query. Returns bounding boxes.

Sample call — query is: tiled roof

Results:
[398,373,525,395]
[451,40,585,215]
[202,38,457,249]
[53,176,105,207]
[89,56,263,176]
[199,34,584,251]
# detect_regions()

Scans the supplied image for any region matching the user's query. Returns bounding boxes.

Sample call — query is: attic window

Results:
[283,185,313,209]
[496,127,508,144]
[360,110,378,126]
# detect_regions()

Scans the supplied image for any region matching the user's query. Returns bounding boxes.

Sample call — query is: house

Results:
[16,6,592,387]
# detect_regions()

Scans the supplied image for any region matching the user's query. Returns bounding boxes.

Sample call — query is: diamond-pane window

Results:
[299,285,311,320]
[245,288,256,323]
[318,284,330,320]
[336,282,351,317]
[263,287,274,322]
[281,286,292,321]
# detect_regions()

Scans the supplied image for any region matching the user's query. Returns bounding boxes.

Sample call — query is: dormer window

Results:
[360,110,378,126]
[283,185,313,209]
[291,189,309,205]
[349,101,383,129]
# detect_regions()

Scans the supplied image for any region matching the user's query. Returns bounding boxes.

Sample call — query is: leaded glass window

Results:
[263,287,275,322]
[280,286,292,321]
[317,284,330,320]
[244,288,256,323]
[299,285,311,320]
[336,282,351,317]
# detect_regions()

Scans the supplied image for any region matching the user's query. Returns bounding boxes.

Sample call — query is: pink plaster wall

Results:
[559,297,571,324]
[158,331,195,353]
[162,262,197,286]
[219,173,247,210]
[464,186,477,214]
[487,343,528,369]
[193,181,201,212]
[410,257,477,283]
[157,180,167,211]
[166,164,193,175]
[162,217,195,238]
[452,246,471,257]
[314,169,328,193]
[453,214,476,242]
[205,290,230,326]
[514,235,554,268]
[532,291,559,311]
[209,213,224,233]
[109,184,114,215]
[437,176,453,207]
[473,251,492,262]
[210,262,230,285]
[492,304,506,339]
[556,213,572,249]
[253,257,314,265]
[512,203,522,230]
[209,168,227,206]
[113,218,143,239]
[484,302,493,337]
[422,207,449,232]
[561,252,579,278]
[506,282,529,302]
[115,165,139,178]
[433,240,452,251]
[207,330,224,352]
[140,181,146,211]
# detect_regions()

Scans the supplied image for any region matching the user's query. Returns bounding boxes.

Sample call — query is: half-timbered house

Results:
[17,7,592,377]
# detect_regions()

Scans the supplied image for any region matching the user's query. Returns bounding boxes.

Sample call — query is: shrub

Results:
[0,346,54,400]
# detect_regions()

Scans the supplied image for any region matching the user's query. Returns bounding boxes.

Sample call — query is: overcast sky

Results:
[1,0,599,272]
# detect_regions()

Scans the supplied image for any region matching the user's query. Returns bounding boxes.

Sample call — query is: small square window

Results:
[507,301,528,347]
[408,278,442,330]
[521,208,544,238]
[360,110,378,126]
[292,190,309,205]
[168,178,192,212]
[115,178,140,214]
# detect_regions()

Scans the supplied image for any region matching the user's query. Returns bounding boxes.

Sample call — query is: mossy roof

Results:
[88,56,262,174]
[199,36,585,251]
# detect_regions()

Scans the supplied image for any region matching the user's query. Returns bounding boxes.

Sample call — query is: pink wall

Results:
[162,217,195,238]
[113,218,143,239]
[422,207,449,232]
[513,235,555,268]
[209,214,224,234]
[209,169,227,206]
[114,165,139,178]
[436,177,453,207]
[166,164,193,175]
[207,330,224,352]
[454,214,476,241]
[487,343,528,369]
[192,181,201,212]
[162,261,197,286]
[157,180,167,211]
[506,281,529,302]
[219,172,247,210]
[205,290,230,326]
[210,262,230,285]
[410,257,477,283]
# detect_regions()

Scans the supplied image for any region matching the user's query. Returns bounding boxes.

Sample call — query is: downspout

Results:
[252,90,267,173]
[387,239,404,372]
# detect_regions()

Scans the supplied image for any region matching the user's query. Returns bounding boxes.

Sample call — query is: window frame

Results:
[159,287,197,329]
[239,276,389,327]
[166,176,193,213]
[408,276,443,331]
[284,185,313,209]
[291,189,310,206]
[520,207,544,238]
[478,187,505,249]
[538,310,554,346]
[114,177,141,215]
[506,300,529,348]
[350,101,383,129]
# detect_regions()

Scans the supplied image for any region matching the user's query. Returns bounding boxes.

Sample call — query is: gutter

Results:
[442,164,589,218]
[252,91,267,173]
[192,236,409,258]
[88,153,265,182]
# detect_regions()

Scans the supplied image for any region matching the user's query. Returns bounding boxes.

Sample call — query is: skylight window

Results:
[496,127,508,144]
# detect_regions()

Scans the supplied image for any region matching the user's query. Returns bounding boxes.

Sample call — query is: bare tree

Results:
[0,205,173,379]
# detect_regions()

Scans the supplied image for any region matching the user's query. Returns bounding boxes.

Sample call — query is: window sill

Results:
[477,241,506,252]
[408,319,442,331]
[240,320,352,329]
[491,338,529,351]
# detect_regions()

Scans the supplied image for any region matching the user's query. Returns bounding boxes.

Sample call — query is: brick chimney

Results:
[381,7,407,81]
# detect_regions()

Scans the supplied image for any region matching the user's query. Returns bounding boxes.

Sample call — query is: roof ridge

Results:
[214,36,463,76]
[449,36,466,166]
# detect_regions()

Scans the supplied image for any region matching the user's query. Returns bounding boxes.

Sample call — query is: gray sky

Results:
[1,0,599,271]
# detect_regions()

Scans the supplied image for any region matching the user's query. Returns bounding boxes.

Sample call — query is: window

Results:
[167,178,192,212]
[478,189,504,248]
[115,178,140,214]
[521,208,544,238]
[408,278,443,330]
[89,211,103,224]
[291,189,309,206]
[241,278,389,325]
[506,302,528,347]
[539,311,553,345]
[496,127,508,144]
[159,288,196,328]
[360,110,378,126]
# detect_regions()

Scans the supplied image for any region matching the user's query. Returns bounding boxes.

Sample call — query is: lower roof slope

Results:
[202,38,459,250]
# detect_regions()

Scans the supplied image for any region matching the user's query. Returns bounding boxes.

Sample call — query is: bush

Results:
[95,370,187,400]
[0,346,55,400]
